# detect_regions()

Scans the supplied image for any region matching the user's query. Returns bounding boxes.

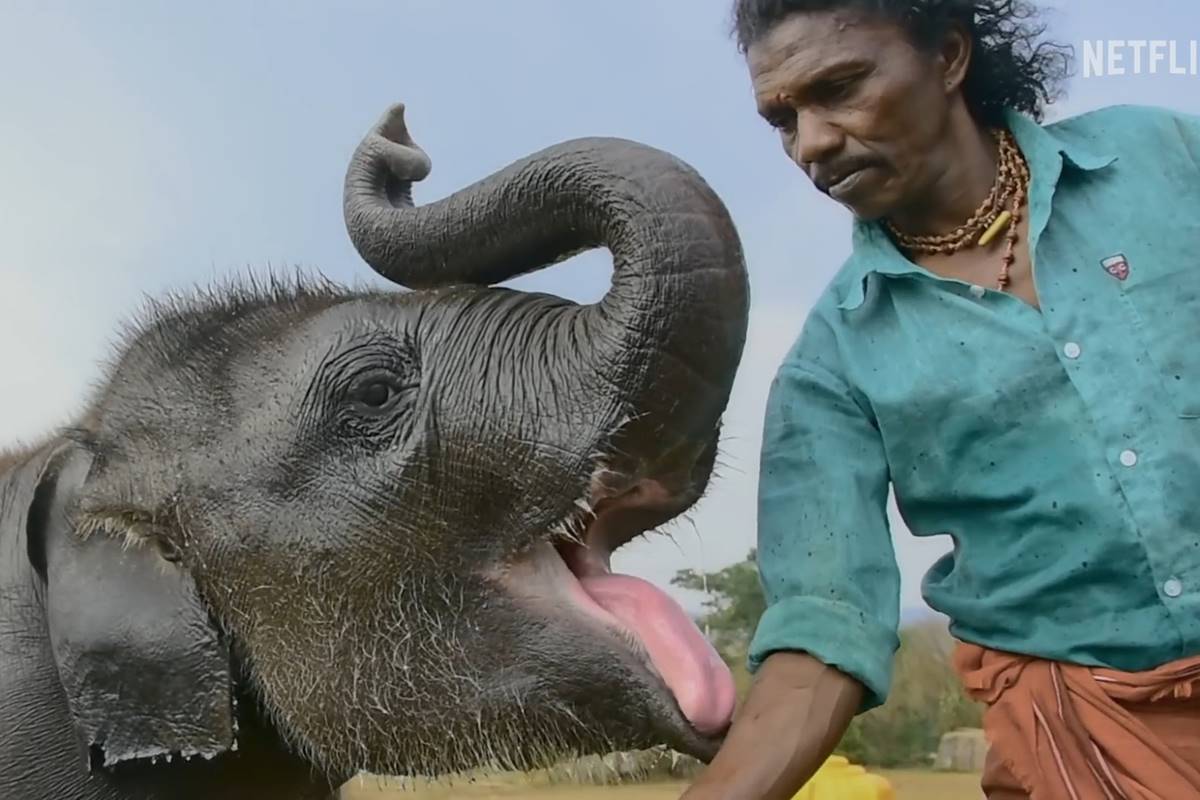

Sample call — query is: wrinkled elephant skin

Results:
[0,101,749,800]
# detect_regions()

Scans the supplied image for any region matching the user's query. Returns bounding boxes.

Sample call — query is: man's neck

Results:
[885,112,1000,236]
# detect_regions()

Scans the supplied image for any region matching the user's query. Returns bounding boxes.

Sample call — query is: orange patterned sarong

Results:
[952,642,1200,799]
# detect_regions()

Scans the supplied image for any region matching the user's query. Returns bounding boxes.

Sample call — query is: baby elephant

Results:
[0,101,749,799]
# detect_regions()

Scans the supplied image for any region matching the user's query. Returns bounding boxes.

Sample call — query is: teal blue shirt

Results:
[748,103,1200,711]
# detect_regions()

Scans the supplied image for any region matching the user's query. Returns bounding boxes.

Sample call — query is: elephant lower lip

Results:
[498,480,737,738]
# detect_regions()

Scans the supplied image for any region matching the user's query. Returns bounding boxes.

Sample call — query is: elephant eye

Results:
[346,372,414,416]
[357,380,393,408]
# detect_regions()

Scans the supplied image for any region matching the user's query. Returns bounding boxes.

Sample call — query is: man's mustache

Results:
[810,156,883,193]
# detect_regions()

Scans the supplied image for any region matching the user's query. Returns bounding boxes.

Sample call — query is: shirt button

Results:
[1164,578,1183,597]
[969,284,986,298]
[1120,449,1138,467]
[1063,342,1081,359]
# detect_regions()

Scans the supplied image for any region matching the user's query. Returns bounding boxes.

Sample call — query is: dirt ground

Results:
[340,770,983,799]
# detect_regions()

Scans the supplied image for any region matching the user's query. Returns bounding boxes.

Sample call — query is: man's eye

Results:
[766,111,795,131]
[818,77,857,103]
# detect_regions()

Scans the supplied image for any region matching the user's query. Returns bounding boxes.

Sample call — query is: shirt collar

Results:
[836,107,1118,311]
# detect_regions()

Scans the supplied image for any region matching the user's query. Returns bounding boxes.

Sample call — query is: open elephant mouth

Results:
[496,459,739,752]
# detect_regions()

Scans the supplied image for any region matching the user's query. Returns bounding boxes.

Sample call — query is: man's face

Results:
[747,9,958,220]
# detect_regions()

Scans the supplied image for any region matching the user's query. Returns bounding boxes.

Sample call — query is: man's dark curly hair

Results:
[731,0,1072,125]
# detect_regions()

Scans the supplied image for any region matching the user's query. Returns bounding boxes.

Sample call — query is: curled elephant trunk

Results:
[342,103,749,465]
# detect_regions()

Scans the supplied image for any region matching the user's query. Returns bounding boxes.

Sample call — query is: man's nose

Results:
[791,110,842,167]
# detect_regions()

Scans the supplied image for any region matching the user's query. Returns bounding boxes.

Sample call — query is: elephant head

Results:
[24,102,750,785]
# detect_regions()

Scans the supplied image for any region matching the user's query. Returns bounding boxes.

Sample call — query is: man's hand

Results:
[679,651,863,800]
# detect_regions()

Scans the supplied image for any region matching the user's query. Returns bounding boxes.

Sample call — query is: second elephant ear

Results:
[29,443,236,769]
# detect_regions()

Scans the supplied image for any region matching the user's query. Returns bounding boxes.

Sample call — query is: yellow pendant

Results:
[978,210,1012,246]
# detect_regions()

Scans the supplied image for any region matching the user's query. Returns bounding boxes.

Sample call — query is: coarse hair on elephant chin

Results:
[196,563,612,780]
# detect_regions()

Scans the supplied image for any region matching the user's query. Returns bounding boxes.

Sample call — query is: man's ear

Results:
[29,443,236,770]
[939,19,973,94]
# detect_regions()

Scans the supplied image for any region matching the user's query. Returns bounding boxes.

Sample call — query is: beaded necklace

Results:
[885,128,1030,291]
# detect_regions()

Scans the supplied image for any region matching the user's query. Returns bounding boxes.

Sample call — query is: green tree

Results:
[671,548,765,657]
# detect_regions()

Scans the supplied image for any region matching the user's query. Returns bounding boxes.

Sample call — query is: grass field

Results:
[341,770,983,799]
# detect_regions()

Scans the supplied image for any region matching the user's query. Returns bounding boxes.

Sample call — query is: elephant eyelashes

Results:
[317,337,421,429]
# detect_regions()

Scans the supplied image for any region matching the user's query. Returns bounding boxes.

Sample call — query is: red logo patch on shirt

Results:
[1101,253,1130,281]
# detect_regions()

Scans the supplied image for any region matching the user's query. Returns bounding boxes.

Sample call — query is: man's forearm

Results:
[680,651,863,800]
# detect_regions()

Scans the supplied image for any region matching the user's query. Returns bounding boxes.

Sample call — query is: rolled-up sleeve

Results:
[747,351,900,712]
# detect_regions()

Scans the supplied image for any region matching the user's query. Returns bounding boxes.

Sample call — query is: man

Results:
[682,2,1200,799]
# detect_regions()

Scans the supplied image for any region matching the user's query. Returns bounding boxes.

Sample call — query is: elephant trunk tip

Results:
[347,102,433,204]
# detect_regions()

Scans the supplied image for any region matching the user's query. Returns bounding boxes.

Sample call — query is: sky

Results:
[2,1,1198,620]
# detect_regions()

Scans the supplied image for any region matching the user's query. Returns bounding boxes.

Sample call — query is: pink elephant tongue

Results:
[579,573,737,734]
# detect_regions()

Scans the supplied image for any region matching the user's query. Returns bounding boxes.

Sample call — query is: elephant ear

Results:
[29,442,236,770]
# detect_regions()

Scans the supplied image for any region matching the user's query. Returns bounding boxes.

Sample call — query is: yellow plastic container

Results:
[790,755,894,800]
